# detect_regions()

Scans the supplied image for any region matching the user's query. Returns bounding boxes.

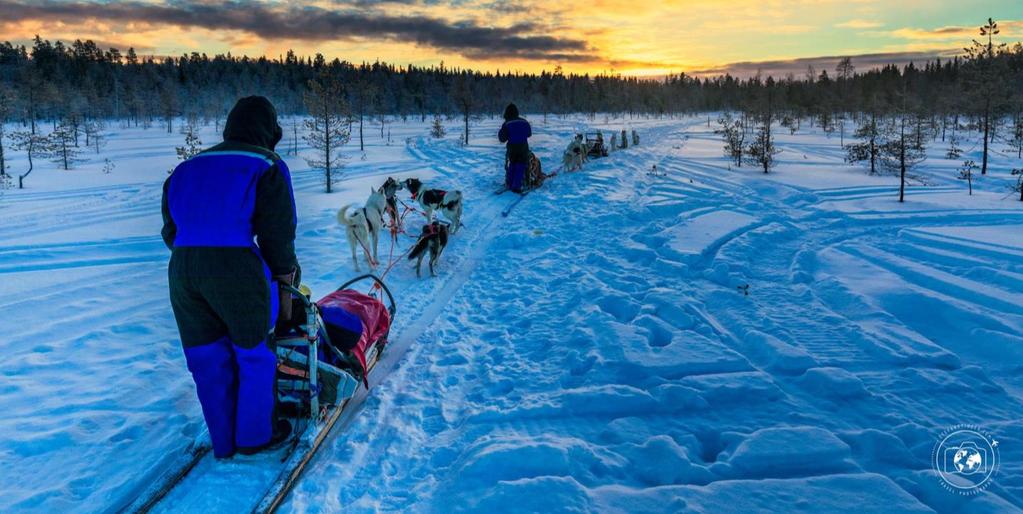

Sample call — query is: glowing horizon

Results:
[1,1,1021,78]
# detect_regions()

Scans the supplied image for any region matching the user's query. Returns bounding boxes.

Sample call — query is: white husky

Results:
[563,134,586,171]
[337,187,387,270]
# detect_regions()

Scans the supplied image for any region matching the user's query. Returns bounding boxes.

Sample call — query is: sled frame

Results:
[254,274,395,513]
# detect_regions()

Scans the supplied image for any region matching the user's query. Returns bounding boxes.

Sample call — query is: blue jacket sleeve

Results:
[498,122,509,143]
[253,160,298,276]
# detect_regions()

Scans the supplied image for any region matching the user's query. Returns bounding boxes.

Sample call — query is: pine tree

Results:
[1011,168,1023,201]
[963,18,1008,175]
[846,110,883,174]
[716,113,744,167]
[0,165,10,197]
[351,78,376,152]
[454,74,479,146]
[1008,110,1023,160]
[11,131,52,188]
[50,120,82,170]
[0,84,11,178]
[303,73,351,193]
[160,85,178,134]
[430,115,446,139]
[745,84,780,173]
[881,115,927,203]
[958,160,977,195]
[176,120,202,161]
[946,134,963,159]
[85,120,107,154]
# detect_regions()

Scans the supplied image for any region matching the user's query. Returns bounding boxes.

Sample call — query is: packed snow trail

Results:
[281,120,1023,513]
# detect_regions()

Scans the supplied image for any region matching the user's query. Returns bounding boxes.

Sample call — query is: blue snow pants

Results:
[169,247,279,458]
[506,162,526,193]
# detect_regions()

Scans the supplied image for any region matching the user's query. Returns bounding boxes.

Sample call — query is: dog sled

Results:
[585,132,609,158]
[123,275,396,514]
[498,151,547,195]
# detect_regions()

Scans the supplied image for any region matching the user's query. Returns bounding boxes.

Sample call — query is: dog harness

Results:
[421,189,447,205]
[361,207,377,232]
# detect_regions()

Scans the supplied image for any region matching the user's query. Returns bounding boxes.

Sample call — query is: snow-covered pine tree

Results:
[176,120,202,162]
[11,131,52,188]
[85,121,107,154]
[103,158,115,174]
[946,134,963,159]
[881,115,927,203]
[50,120,82,170]
[430,116,446,139]
[846,110,883,174]
[781,115,797,135]
[958,160,977,195]
[716,113,744,167]
[303,73,351,193]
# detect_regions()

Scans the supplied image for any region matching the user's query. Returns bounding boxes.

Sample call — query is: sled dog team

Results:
[337,177,461,278]
[340,116,640,277]
[562,129,639,171]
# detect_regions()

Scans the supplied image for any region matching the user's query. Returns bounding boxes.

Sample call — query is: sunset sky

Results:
[1,0,1022,77]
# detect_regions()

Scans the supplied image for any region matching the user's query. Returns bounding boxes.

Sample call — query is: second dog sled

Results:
[121,274,396,514]
[585,132,610,158]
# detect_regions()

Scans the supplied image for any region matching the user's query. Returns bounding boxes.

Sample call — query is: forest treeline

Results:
[0,19,1021,198]
[0,24,1021,127]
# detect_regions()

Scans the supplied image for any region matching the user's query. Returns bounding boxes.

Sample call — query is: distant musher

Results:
[162,96,297,459]
[498,103,532,193]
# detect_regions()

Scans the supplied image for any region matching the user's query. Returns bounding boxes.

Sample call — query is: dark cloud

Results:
[0,0,595,62]
[687,49,963,79]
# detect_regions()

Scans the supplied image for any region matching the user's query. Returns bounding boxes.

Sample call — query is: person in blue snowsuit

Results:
[161,96,297,458]
[498,103,531,193]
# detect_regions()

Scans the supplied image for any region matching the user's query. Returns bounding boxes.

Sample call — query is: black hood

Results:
[223,96,283,151]
[503,103,519,121]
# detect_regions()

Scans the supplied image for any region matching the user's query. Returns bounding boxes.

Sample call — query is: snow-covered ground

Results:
[1,113,1022,513]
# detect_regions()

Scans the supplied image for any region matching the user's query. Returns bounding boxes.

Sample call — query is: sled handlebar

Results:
[337,274,397,318]
[279,275,396,317]
[280,284,313,307]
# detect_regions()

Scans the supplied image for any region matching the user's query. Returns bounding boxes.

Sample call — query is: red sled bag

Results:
[316,290,391,386]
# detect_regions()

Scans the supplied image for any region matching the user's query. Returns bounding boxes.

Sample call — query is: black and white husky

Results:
[337,187,387,270]
[407,221,449,277]
[402,178,463,234]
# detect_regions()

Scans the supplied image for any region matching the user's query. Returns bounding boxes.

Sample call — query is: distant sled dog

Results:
[403,178,464,234]
[563,134,586,171]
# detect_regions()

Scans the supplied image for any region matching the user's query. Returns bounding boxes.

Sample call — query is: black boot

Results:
[237,419,293,455]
